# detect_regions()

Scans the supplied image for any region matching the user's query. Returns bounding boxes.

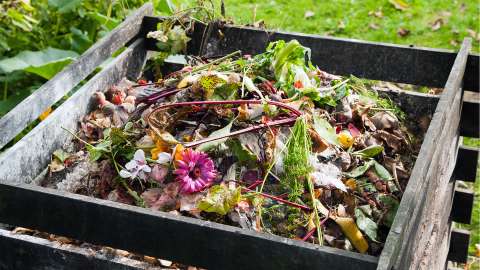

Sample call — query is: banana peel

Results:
[332,216,369,253]
[314,199,369,253]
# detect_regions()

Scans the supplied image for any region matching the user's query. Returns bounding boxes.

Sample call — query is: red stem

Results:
[184,117,297,148]
[241,186,312,212]
[302,227,316,241]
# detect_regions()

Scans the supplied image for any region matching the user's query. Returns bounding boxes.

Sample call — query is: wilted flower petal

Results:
[174,149,216,193]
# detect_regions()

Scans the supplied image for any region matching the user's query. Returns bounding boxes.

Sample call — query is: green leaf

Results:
[213,83,239,100]
[352,145,384,158]
[70,27,92,53]
[53,149,71,163]
[373,161,393,180]
[156,0,176,14]
[312,114,339,146]
[87,12,120,31]
[227,139,257,164]
[345,160,374,178]
[196,120,234,152]
[377,194,399,227]
[0,48,78,79]
[86,144,102,161]
[198,185,241,215]
[355,208,378,241]
[48,0,83,13]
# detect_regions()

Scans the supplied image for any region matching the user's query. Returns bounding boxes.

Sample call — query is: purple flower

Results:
[119,150,151,180]
[174,149,216,194]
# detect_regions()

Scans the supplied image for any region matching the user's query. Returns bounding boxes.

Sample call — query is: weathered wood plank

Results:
[0,3,153,150]
[378,38,471,270]
[450,187,474,224]
[454,145,479,182]
[447,228,470,264]
[0,183,379,270]
[0,228,145,270]
[0,39,147,184]
[142,17,479,92]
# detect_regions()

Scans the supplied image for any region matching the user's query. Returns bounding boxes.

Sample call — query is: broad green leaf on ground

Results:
[355,208,378,241]
[352,145,384,158]
[313,114,340,146]
[48,0,83,13]
[198,184,241,215]
[0,48,78,79]
[345,160,375,178]
[377,194,400,227]
[196,120,234,152]
[373,161,393,180]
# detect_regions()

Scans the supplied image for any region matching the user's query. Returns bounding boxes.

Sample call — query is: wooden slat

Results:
[0,3,153,150]
[447,228,470,264]
[142,17,479,92]
[0,229,143,270]
[460,91,480,138]
[0,39,147,184]
[454,145,479,182]
[0,183,379,270]
[378,39,471,270]
[450,187,474,224]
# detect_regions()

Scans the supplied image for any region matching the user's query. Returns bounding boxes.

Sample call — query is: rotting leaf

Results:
[227,139,257,164]
[198,184,241,215]
[313,114,339,146]
[355,208,378,241]
[196,120,234,152]
[352,145,383,158]
[345,160,375,178]
[373,161,393,180]
[53,149,71,163]
[389,0,409,11]
[377,194,399,227]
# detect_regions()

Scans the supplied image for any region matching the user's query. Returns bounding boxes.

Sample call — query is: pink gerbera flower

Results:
[174,149,216,193]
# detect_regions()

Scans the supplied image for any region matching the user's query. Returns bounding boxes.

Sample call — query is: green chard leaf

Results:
[377,194,400,227]
[373,161,393,180]
[198,185,241,215]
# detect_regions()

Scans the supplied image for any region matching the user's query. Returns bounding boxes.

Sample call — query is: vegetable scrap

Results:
[40,38,421,256]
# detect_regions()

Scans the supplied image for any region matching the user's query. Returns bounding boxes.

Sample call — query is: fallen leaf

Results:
[368,9,384,18]
[304,10,315,19]
[430,18,443,31]
[338,20,346,29]
[397,28,410,37]
[355,208,378,241]
[389,0,409,11]
[369,23,380,30]
[467,29,480,41]
[450,39,460,47]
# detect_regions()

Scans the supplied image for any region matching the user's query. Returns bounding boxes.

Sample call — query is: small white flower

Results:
[119,150,151,180]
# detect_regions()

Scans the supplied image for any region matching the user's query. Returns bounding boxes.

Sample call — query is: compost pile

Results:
[42,40,419,255]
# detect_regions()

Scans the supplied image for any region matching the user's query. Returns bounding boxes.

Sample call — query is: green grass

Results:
[217,0,479,52]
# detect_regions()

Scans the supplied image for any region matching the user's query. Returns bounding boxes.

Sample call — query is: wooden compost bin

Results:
[0,4,478,270]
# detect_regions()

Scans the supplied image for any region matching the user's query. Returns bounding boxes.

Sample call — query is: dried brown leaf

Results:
[397,27,410,37]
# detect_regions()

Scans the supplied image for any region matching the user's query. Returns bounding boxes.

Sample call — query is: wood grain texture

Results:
[378,38,471,270]
[0,183,378,270]
[0,3,153,150]
[0,229,145,270]
[0,39,147,184]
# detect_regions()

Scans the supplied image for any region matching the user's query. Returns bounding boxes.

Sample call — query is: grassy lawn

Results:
[218,0,479,52]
